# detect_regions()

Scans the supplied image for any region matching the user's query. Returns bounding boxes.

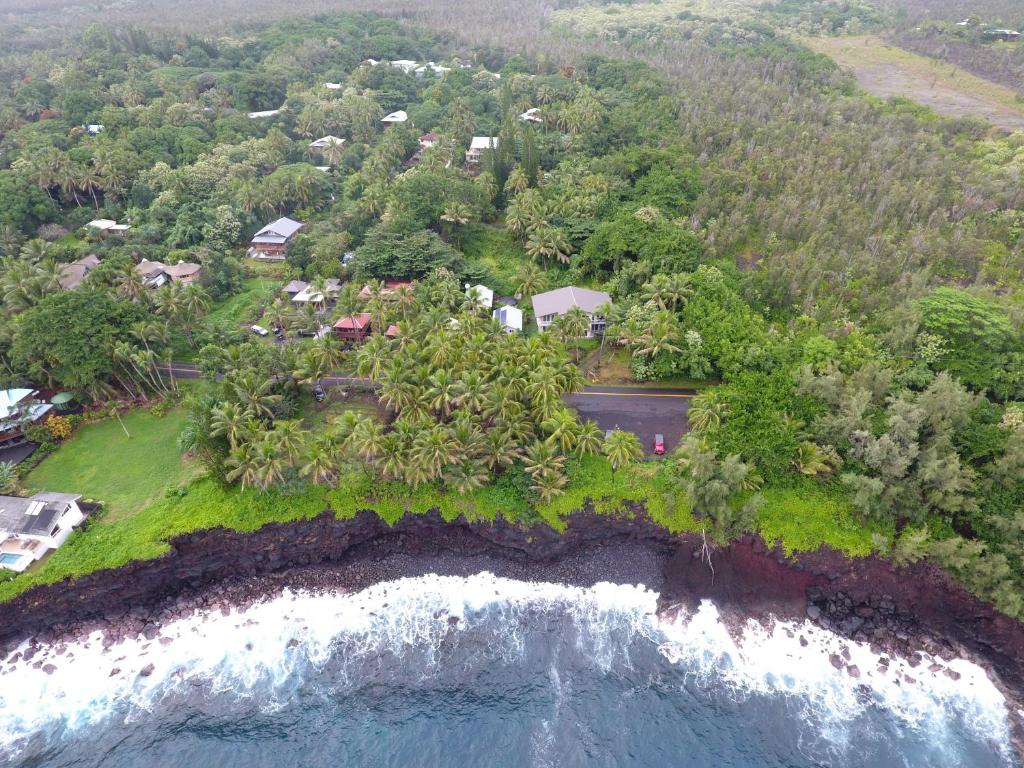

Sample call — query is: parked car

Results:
[296,328,318,338]
[250,324,269,337]
[313,385,326,402]
[653,434,665,455]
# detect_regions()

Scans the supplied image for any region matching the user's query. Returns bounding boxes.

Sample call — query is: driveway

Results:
[564,386,694,455]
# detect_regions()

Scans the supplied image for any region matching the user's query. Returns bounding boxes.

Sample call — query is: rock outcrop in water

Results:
[2,509,1024,720]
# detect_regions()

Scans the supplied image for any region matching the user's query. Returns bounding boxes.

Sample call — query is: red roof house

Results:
[333,313,373,343]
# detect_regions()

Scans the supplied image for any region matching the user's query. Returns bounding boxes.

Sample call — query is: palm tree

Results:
[427,369,458,418]
[302,433,340,484]
[481,428,520,471]
[227,371,282,420]
[575,420,604,458]
[541,407,580,454]
[445,459,488,494]
[272,420,305,463]
[117,265,148,304]
[210,401,252,448]
[642,273,692,312]
[225,441,260,489]
[504,167,530,196]
[604,429,643,475]
[635,310,682,360]
[350,417,385,477]
[688,390,726,432]
[514,261,548,300]
[525,224,572,265]
[413,424,457,483]
[555,306,590,363]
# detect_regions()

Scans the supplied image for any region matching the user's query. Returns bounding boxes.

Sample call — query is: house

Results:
[415,62,450,79]
[342,251,356,266]
[519,108,542,124]
[292,279,341,306]
[0,389,52,447]
[493,305,523,333]
[135,259,202,288]
[84,124,104,135]
[531,286,611,337]
[324,82,343,90]
[163,261,202,285]
[466,136,498,164]
[249,217,304,261]
[310,135,345,152]
[385,323,401,338]
[0,492,85,573]
[983,28,1021,41]
[382,110,408,125]
[334,313,373,343]
[390,59,418,74]
[362,58,381,67]
[248,109,281,119]
[84,219,130,236]
[282,279,308,298]
[359,280,412,299]
[465,283,494,309]
[58,254,101,290]
[419,132,440,149]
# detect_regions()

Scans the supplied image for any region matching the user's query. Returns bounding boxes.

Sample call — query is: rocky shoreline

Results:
[2,509,1024,757]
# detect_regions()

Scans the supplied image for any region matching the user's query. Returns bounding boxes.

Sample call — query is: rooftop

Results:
[531,286,611,317]
[0,492,81,538]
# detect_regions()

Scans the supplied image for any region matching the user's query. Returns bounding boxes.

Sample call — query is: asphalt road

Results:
[162,365,694,453]
[564,386,693,455]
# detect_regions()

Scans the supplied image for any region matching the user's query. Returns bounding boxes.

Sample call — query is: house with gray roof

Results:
[249,217,304,261]
[531,286,611,337]
[0,492,85,572]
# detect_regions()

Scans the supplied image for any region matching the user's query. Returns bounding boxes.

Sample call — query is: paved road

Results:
[565,387,693,455]
[162,365,694,453]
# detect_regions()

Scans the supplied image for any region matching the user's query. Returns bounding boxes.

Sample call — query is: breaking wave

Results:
[0,573,1014,767]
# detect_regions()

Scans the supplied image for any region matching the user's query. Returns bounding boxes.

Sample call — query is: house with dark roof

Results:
[58,254,101,290]
[531,286,611,337]
[135,259,202,289]
[0,492,85,572]
[249,217,304,261]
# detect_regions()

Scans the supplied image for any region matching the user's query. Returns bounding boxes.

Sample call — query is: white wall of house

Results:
[0,501,85,572]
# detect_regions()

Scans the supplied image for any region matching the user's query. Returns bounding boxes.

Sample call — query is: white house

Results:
[415,62,450,78]
[531,286,611,337]
[493,305,523,333]
[465,283,494,309]
[309,135,345,150]
[249,216,304,260]
[292,279,341,306]
[248,109,281,119]
[390,60,418,74]
[519,107,542,124]
[466,136,498,164]
[324,82,343,90]
[85,219,130,235]
[0,492,85,572]
[382,110,408,125]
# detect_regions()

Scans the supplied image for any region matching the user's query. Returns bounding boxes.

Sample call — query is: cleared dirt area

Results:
[809,36,1024,133]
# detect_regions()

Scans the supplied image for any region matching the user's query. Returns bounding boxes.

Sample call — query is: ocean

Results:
[0,573,1014,767]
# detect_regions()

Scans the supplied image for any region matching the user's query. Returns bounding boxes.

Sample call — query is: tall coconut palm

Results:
[541,407,581,454]
[575,420,605,458]
[514,261,548,300]
[688,390,726,432]
[210,401,253,448]
[603,429,643,476]
[634,310,682,360]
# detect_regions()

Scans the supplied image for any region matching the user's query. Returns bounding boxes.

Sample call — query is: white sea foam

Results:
[0,573,1013,763]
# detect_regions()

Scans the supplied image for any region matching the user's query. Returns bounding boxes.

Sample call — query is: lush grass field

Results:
[23,408,200,522]
[0,438,886,603]
[203,277,279,330]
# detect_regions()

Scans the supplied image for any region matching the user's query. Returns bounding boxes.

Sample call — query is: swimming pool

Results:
[0,553,24,568]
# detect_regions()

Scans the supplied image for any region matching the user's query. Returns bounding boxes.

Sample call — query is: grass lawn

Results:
[204,277,279,331]
[24,407,200,522]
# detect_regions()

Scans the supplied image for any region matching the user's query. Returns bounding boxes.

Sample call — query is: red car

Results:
[653,434,665,455]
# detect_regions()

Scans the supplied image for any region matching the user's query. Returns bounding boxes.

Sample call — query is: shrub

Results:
[45,414,72,441]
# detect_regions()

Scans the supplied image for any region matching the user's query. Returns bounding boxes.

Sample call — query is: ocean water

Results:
[0,573,1015,768]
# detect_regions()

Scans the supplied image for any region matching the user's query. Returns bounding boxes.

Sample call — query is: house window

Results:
[50,524,61,537]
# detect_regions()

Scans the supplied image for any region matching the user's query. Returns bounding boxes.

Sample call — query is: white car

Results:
[250,325,270,337]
